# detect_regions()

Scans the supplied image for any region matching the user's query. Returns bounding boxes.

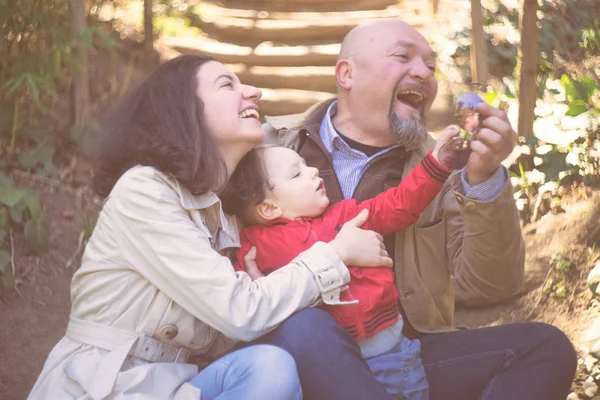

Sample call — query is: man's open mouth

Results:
[395,88,427,111]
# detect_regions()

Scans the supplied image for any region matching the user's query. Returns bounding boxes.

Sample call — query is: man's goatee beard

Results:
[389,107,428,151]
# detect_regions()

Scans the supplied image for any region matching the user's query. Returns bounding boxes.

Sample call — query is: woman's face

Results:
[196,61,264,154]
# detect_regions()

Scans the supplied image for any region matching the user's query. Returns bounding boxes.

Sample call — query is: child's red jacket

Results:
[234,151,451,340]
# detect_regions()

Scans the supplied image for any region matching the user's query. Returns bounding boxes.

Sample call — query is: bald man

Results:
[261,19,576,400]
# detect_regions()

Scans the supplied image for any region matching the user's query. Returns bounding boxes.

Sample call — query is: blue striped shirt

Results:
[320,101,506,201]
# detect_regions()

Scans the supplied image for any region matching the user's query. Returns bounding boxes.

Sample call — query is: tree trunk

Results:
[144,0,153,52]
[470,0,488,85]
[517,0,538,138]
[70,0,89,127]
[432,0,440,15]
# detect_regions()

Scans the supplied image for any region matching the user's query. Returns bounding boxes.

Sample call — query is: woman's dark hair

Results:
[220,146,274,222]
[93,54,226,198]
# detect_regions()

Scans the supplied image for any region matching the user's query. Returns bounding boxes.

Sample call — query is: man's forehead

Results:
[346,23,434,56]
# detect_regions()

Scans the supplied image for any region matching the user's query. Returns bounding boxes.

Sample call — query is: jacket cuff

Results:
[423,151,452,183]
[297,242,354,305]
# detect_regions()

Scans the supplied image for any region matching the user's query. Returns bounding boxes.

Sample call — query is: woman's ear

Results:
[335,59,353,90]
[256,199,283,222]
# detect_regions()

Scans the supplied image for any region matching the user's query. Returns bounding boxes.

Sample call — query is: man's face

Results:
[350,22,438,148]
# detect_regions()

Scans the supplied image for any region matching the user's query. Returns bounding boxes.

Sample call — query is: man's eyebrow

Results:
[213,73,236,84]
[394,40,437,59]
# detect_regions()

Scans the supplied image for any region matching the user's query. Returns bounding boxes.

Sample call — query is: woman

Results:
[28,54,394,399]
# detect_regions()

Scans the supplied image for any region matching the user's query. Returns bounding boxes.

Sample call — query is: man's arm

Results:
[444,103,525,306]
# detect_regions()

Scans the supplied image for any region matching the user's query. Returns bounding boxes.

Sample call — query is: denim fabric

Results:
[256,308,395,400]
[421,322,577,400]
[251,309,575,400]
[365,334,429,400]
[188,344,301,400]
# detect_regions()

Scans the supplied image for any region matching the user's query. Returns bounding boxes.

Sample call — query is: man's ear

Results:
[335,59,353,90]
[256,199,283,222]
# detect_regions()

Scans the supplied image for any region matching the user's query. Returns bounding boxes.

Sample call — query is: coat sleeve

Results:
[443,169,525,306]
[343,151,450,236]
[111,169,350,341]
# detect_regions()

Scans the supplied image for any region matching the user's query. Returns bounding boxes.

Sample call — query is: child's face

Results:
[262,147,330,220]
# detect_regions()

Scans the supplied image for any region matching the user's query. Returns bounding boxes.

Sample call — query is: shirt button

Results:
[465,201,476,211]
[157,324,178,340]
[455,195,464,205]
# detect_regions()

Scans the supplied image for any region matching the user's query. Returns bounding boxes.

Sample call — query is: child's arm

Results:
[344,126,458,236]
[233,229,257,272]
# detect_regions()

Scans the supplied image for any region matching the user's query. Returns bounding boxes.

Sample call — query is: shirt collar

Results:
[320,100,402,158]
[320,101,344,154]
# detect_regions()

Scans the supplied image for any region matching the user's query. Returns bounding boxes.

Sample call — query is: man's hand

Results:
[465,103,517,185]
[243,246,265,281]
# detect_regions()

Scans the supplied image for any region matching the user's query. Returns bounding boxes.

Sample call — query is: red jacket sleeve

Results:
[233,229,255,272]
[339,151,451,236]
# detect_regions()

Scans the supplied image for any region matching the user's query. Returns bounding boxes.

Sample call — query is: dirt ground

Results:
[2,167,600,400]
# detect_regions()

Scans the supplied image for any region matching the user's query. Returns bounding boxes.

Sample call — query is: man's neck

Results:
[331,105,396,148]
[336,131,390,157]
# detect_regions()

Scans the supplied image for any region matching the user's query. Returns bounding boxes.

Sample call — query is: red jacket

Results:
[234,151,451,339]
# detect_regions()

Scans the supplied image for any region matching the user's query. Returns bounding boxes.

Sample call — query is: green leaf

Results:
[483,90,499,106]
[24,218,49,254]
[5,75,25,94]
[565,101,590,117]
[8,202,25,223]
[0,250,10,275]
[26,74,41,106]
[0,187,25,208]
[24,191,42,220]
[560,74,577,103]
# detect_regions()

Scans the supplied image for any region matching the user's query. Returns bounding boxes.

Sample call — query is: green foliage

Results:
[544,253,575,299]
[581,19,600,56]
[0,173,49,288]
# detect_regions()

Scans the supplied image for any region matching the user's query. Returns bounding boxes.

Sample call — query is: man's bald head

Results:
[332,18,438,149]
[338,19,424,61]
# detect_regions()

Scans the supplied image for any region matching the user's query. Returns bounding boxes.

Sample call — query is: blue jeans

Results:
[365,334,428,400]
[255,309,576,400]
[420,322,577,400]
[188,344,302,400]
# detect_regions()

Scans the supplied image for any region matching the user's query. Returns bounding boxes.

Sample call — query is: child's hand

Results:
[432,125,461,163]
[243,246,265,281]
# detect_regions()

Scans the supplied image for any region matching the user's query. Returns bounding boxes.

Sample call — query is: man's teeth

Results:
[239,109,259,119]
[398,90,424,102]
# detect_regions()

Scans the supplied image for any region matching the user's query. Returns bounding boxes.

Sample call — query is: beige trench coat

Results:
[29,166,351,400]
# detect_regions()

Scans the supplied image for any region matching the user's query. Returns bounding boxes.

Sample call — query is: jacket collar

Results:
[264,98,336,133]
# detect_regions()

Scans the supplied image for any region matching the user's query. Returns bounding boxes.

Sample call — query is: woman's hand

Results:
[329,209,393,268]
[243,247,265,281]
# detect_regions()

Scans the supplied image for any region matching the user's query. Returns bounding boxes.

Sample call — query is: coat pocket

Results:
[413,219,450,296]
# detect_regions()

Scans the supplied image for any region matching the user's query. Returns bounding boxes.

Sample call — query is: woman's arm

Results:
[111,168,388,341]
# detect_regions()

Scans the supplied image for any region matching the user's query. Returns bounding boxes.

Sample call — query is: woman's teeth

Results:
[239,109,259,119]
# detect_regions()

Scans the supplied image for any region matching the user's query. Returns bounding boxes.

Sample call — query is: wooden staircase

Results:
[159,0,469,118]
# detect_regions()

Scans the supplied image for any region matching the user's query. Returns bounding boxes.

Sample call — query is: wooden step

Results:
[190,4,428,46]
[207,0,399,12]
[229,64,336,93]
[160,35,340,67]
[195,2,404,20]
